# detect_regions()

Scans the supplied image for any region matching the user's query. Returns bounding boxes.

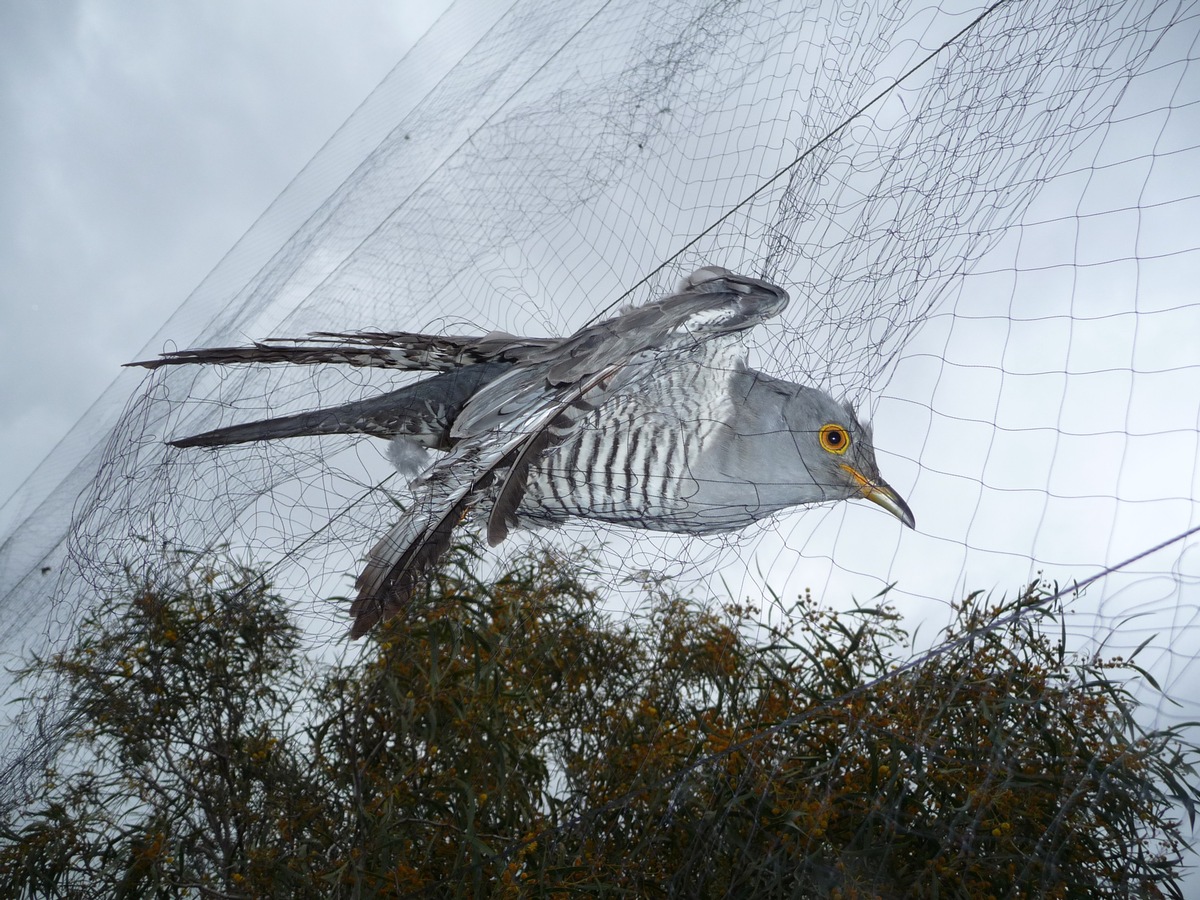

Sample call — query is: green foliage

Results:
[307,547,615,895]
[3,545,1198,899]
[0,547,317,898]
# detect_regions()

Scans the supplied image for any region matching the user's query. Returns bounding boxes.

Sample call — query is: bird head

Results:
[780,387,916,529]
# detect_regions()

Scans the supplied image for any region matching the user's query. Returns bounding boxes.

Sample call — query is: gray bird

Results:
[131,267,914,636]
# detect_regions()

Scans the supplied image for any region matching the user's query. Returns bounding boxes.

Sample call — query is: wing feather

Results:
[128,332,554,372]
[349,365,619,635]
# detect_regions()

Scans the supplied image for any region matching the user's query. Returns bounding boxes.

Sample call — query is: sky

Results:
[0,0,1198,886]
[0,1,451,506]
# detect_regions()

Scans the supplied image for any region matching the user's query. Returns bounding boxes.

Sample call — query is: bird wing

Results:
[350,267,790,635]
[126,269,785,377]
[349,361,623,636]
[462,267,789,541]
[454,267,789,433]
[127,331,557,372]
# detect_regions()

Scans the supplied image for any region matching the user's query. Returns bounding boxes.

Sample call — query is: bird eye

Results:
[818,423,850,455]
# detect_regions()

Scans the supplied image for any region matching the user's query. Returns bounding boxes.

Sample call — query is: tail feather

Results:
[170,408,361,448]
[169,362,510,450]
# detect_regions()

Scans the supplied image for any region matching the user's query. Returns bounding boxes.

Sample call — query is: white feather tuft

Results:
[387,436,434,481]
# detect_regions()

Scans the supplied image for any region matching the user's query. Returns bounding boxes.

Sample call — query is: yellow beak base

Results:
[840,464,916,529]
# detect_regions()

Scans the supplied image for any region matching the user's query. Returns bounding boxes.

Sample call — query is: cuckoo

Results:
[131,267,915,636]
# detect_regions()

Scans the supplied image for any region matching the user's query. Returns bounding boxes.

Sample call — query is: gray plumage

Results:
[131,267,914,637]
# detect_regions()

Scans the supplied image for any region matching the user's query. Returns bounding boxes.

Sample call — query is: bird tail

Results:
[168,361,510,450]
[169,407,370,448]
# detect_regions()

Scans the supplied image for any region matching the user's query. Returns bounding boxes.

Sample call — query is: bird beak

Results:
[840,464,916,529]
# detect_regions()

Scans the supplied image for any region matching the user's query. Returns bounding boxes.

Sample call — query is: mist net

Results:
[1,0,1197,890]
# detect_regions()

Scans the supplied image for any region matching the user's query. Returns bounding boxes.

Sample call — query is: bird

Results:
[130,267,914,637]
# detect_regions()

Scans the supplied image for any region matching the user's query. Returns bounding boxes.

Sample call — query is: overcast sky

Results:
[1,1,1197,883]
[0,1,452,505]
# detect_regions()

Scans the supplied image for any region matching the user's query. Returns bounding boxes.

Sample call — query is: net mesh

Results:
[1,0,1198,889]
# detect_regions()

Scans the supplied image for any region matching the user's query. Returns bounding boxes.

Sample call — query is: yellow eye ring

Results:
[818,423,850,455]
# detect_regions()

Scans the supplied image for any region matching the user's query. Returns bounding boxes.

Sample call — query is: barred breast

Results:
[517,339,742,533]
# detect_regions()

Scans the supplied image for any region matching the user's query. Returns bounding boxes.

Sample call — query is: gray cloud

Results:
[0,1,445,503]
